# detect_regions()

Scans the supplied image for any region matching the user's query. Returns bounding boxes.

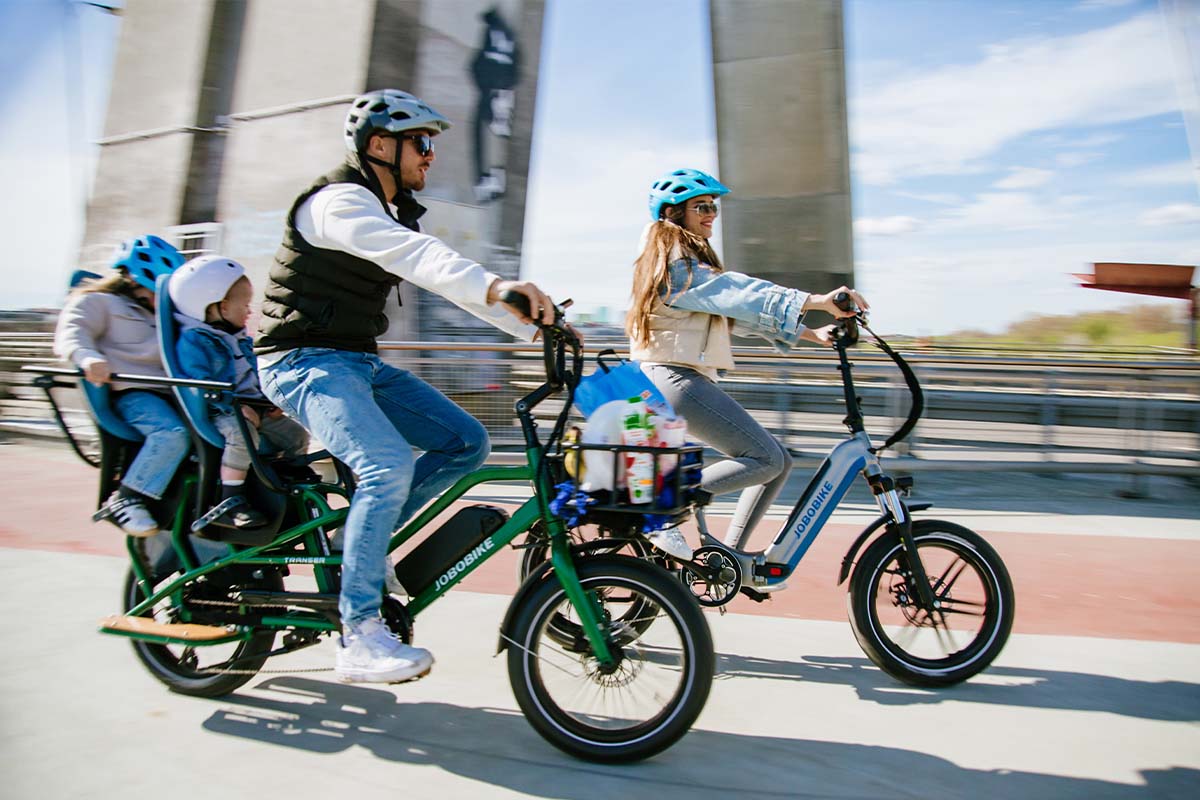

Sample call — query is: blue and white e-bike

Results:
[525,295,1014,687]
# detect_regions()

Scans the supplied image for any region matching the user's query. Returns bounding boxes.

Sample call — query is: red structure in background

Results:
[1074,262,1198,350]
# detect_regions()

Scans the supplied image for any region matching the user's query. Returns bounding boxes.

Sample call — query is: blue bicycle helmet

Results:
[111,235,185,292]
[648,168,730,221]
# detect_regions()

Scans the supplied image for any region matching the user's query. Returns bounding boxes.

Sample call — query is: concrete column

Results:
[709,0,854,309]
[81,0,216,265]
[179,0,246,225]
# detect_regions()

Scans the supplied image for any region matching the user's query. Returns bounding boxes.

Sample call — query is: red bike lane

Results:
[3,444,1197,644]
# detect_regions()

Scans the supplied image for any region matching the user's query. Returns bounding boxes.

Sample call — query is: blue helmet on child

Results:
[648,168,730,221]
[111,235,185,292]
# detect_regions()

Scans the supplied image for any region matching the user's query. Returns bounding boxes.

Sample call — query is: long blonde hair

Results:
[72,269,142,299]
[626,204,724,347]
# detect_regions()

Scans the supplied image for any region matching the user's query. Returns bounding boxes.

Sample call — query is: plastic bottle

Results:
[655,417,687,478]
[622,398,655,504]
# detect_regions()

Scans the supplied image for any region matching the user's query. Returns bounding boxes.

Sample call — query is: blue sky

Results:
[1,0,1197,336]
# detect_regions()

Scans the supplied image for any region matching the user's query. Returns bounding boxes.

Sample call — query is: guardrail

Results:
[3,333,1197,476]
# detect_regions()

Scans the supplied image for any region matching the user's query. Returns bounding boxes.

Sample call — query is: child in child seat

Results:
[169,256,311,528]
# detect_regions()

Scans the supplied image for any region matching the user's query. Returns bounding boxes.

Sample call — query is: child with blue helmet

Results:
[54,235,190,536]
[628,169,869,564]
[168,255,310,529]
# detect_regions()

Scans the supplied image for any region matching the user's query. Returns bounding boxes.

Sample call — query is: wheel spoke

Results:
[934,558,969,598]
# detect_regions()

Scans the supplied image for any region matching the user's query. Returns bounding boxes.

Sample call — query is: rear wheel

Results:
[848,520,1014,686]
[122,565,281,698]
[506,556,713,762]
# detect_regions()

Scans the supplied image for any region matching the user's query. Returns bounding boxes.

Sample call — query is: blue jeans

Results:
[260,348,490,627]
[112,390,192,500]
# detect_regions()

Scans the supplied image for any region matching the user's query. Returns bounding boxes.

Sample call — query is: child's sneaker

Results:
[336,617,433,684]
[93,491,159,537]
[645,528,694,561]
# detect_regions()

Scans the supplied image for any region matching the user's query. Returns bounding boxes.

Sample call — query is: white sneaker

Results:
[645,528,694,561]
[95,491,159,537]
[336,617,433,684]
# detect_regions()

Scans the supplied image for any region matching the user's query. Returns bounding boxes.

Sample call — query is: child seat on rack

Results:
[154,273,291,545]
[77,380,143,507]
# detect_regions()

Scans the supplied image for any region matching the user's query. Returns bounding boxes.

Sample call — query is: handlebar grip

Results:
[498,288,532,319]
[833,291,857,314]
[498,288,562,324]
[833,291,859,346]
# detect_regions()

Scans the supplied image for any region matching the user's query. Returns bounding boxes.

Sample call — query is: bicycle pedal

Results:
[738,587,773,603]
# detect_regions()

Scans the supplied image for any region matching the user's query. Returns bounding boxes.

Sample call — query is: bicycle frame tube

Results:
[402,495,541,616]
[763,433,874,570]
[124,506,348,618]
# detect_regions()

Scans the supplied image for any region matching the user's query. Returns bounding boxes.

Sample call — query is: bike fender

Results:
[837,502,932,585]
[497,557,556,654]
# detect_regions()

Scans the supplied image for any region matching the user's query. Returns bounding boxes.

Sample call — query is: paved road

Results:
[2,441,1198,799]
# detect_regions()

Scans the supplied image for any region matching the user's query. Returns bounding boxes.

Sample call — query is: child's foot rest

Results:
[100,615,233,641]
[191,496,247,533]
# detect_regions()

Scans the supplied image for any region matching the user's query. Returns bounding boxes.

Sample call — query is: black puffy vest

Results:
[255,161,426,354]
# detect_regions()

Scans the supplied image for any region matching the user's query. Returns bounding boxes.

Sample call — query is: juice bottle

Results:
[622,398,654,504]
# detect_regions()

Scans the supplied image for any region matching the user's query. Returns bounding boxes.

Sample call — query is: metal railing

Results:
[3,333,1198,475]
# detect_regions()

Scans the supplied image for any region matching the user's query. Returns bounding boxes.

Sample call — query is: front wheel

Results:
[518,523,662,648]
[506,556,714,762]
[848,520,1014,687]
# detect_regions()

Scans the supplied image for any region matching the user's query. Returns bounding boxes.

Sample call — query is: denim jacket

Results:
[175,314,264,413]
[662,257,811,350]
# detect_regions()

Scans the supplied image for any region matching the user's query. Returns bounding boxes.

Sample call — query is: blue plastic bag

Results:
[574,350,675,418]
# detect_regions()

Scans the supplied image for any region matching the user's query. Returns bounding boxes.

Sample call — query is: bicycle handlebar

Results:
[832,291,860,346]
[498,289,580,390]
[821,299,925,452]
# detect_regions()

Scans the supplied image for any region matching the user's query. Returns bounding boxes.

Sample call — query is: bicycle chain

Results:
[179,597,337,675]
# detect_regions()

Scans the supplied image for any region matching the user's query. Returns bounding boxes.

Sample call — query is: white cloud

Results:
[1116,160,1199,186]
[1051,132,1124,148]
[1138,203,1200,225]
[1056,151,1106,168]
[851,13,1179,184]
[857,235,1200,335]
[1076,0,1139,10]
[893,190,964,206]
[941,192,1074,231]
[994,167,1054,189]
[854,216,922,236]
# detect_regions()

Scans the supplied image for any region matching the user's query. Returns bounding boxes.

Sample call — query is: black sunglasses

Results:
[397,133,435,157]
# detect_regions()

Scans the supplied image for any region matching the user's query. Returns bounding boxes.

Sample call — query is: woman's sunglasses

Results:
[689,201,720,216]
[398,133,435,157]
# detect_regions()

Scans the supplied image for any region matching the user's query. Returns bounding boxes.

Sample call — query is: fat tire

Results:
[507,556,713,762]
[848,520,1014,687]
[122,567,280,698]
[518,531,660,647]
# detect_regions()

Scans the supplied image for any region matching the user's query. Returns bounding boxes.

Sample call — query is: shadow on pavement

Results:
[201,676,1197,799]
[716,652,1200,722]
